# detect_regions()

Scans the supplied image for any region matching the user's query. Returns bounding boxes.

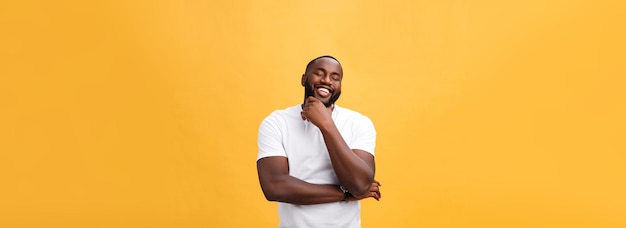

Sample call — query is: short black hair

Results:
[305,55,340,73]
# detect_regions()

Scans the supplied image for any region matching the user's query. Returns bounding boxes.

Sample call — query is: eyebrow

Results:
[313,68,326,73]
[314,68,342,76]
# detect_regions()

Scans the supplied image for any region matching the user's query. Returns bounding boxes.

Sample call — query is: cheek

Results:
[334,84,341,91]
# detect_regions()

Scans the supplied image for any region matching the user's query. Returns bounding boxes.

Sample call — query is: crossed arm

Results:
[257,150,379,205]
[257,156,346,205]
[256,97,380,205]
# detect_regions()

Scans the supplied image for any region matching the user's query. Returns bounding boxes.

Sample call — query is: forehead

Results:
[310,58,343,74]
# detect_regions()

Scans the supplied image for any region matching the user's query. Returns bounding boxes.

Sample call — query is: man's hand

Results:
[301,96,333,127]
[348,180,382,201]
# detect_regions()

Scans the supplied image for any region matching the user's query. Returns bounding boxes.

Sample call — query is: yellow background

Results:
[1,0,624,227]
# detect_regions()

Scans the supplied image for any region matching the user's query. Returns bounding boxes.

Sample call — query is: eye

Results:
[332,75,341,81]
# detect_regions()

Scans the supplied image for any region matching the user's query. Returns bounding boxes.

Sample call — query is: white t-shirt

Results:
[257,104,376,228]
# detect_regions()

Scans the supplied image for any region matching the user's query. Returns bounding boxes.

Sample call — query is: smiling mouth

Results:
[316,87,331,98]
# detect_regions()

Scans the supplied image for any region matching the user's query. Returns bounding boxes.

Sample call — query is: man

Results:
[256,55,381,228]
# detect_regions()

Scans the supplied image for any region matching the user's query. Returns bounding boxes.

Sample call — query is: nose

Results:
[321,75,331,84]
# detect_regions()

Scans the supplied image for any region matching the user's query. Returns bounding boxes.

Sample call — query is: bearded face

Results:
[304,78,341,107]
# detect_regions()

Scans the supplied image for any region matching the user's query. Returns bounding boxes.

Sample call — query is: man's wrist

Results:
[317,120,337,134]
[340,185,350,202]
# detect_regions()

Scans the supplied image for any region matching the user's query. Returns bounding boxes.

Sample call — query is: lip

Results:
[314,85,333,94]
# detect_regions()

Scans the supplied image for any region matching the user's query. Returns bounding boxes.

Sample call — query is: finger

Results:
[372,192,379,201]
[307,96,321,103]
[370,186,381,198]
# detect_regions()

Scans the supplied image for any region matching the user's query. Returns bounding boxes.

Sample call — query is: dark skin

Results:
[257,57,381,205]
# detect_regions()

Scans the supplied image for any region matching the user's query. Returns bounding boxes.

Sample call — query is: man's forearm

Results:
[257,157,346,205]
[319,122,375,196]
[261,175,345,205]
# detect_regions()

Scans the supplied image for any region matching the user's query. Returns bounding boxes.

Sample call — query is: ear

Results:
[301,74,306,86]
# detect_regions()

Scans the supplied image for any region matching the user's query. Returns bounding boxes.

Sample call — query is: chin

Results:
[322,99,334,107]
[316,96,330,103]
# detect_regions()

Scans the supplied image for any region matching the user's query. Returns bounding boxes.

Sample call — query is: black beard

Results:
[304,79,341,107]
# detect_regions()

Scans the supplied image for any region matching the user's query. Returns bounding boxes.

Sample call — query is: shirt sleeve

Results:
[349,115,376,156]
[257,113,287,161]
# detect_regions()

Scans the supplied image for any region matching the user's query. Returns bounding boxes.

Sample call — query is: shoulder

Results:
[335,105,374,124]
[264,104,301,118]
[261,104,302,125]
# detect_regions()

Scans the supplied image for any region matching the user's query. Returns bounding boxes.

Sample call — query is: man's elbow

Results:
[262,190,279,202]
[349,186,370,198]
[261,184,284,202]
[347,178,374,197]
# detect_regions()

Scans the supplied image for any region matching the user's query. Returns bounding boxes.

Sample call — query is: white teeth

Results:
[319,88,329,93]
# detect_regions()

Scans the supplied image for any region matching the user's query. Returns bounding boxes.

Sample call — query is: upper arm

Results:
[351,115,376,174]
[257,113,293,201]
[353,149,375,177]
[257,156,289,184]
[256,156,289,200]
[350,115,376,156]
[257,114,286,160]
